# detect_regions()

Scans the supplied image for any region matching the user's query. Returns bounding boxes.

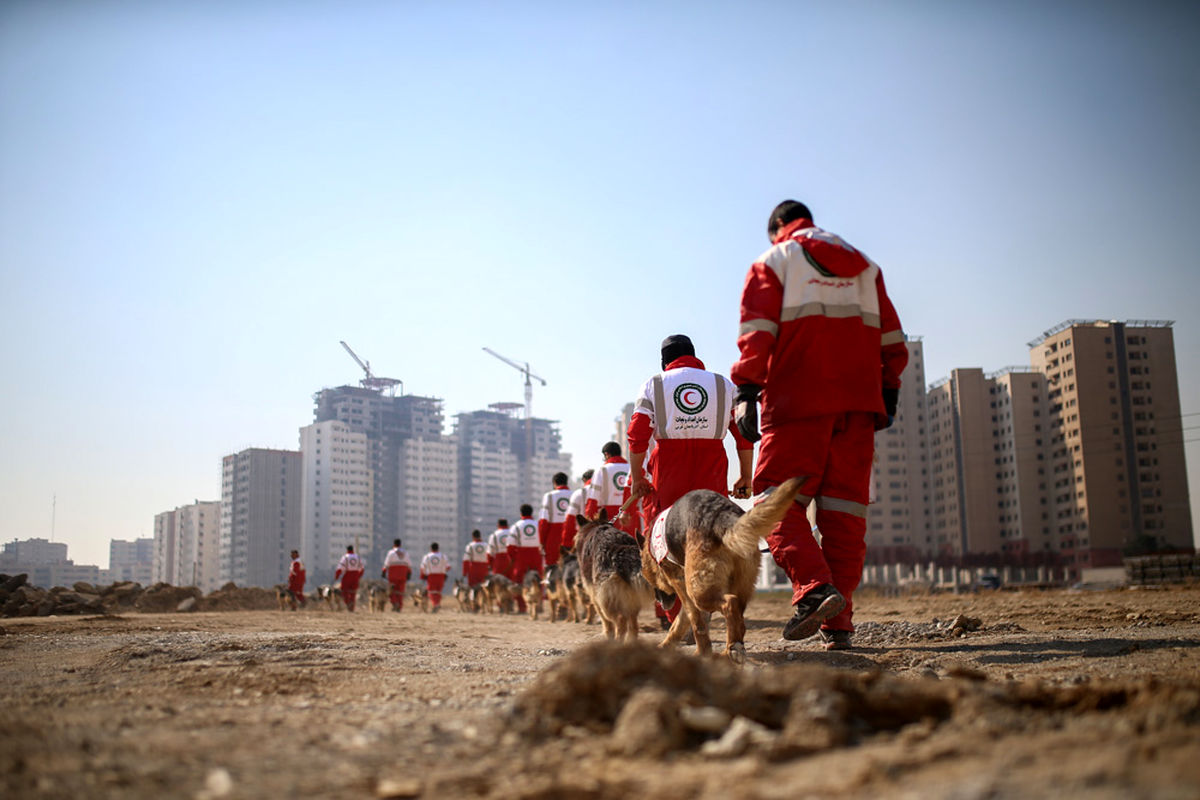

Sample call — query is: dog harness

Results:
[649,504,681,565]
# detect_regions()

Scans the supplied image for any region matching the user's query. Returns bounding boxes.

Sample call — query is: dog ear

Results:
[635,531,646,549]
[575,513,588,528]
[598,508,609,523]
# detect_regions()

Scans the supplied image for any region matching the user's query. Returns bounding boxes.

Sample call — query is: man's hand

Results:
[730,476,752,500]
[877,387,899,431]
[631,476,653,499]
[734,384,762,443]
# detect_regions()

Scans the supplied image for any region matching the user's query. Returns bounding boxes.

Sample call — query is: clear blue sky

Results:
[2,1,1198,568]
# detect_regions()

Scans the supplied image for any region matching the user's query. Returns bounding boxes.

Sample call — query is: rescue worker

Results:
[560,469,593,551]
[486,518,514,582]
[381,538,412,612]
[287,549,306,610]
[419,542,452,613]
[732,199,907,650]
[334,545,366,612]
[628,333,755,524]
[508,505,542,614]
[626,334,755,627]
[584,442,633,533]
[538,473,573,567]
[462,530,490,590]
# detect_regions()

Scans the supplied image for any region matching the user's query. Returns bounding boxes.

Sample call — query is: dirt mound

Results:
[134,583,202,613]
[512,640,1200,760]
[198,583,278,611]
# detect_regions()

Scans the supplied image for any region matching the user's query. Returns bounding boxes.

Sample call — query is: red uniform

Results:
[287,556,306,608]
[733,216,906,632]
[486,526,514,581]
[560,480,590,550]
[538,484,572,565]
[462,539,490,587]
[382,546,412,611]
[584,456,634,534]
[507,516,544,583]
[419,551,452,610]
[627,354,753,527]
[334,551,366,612]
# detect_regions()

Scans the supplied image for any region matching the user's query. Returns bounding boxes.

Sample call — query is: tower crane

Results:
[482,347,545,422]
[340,340,403,396]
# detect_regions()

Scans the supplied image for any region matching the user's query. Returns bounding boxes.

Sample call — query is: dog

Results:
[521,571,543,620]
[545,550,580,623]
[641,476,806,664]
[365,580,389,613]
[482,574,518,614]
[575,511,655,641]
[316,584,345,611]
[274,584,291,612]
[409,584,430,613]
[452,578,478,613]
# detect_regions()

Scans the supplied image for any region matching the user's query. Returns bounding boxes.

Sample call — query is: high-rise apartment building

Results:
[1028,320,1192,573]
[455,405,572,555]
[313,387,450,568]
[220,448,302,588]
[867,339,931,560]
[299,420,372,584]
[398,436,459,558]
[152,501,221,590]
[109,538,154,584]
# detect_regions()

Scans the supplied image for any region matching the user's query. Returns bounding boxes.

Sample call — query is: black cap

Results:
[661,334,695,369]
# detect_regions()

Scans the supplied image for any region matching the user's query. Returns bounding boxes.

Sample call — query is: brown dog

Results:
[482,574,518,614]
[521,571,542,620]
[409,584,430,613]
[642,476,806,664]
[575,512,655,641]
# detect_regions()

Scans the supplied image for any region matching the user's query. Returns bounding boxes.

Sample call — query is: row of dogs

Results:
[273,476,804,663]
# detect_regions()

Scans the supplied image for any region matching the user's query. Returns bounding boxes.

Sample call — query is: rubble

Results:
[0,574,279,617]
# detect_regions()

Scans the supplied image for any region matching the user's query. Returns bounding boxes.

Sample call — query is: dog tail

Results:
[725,476,808,559]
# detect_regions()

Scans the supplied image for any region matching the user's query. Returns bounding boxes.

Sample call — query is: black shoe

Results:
[783,584,846,641]
[819,629,853,651]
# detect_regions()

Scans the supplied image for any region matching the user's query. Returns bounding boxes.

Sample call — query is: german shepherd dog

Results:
[409,584,430,613]
[544,551,578,623]
[482,574,519,614]
[317,584,345,611]
[452,578,479,613]
[274,584,291,612]
[575,512,655,641]
[641,476,806,664]
[365,580,389,613]
[520,571,543,620]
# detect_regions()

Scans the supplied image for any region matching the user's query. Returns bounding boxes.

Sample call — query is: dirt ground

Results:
[2,585,1199,799]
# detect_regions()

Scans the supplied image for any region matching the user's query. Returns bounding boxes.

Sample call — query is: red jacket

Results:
[732,218,907,426]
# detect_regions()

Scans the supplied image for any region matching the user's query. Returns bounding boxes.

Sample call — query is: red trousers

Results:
[340,572,363,612]
[425,573,447,607]
[755,412,875,632]
[464,561,489,587]
[509,546,543,583]
[491,553,512,581]
[561,515,579,550]
[386,565,409,610]
[540,522,565,565]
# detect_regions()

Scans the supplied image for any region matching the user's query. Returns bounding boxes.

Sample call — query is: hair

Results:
[602,441,622,458]
[520,503,533,516]
[767,200,813,241]
[431,542,439,551]
[582,469,594,481]
[471,529,481,539]
[290,550,299,556]
[498,518,509,528]
[346,545,355,553]
[393,538,401,547]
[552,471,568,486]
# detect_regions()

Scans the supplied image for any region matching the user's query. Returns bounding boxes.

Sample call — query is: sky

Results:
[2,1,1198,569]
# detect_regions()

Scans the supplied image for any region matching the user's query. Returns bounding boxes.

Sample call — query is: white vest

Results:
[510,518,539,548]
[540,488,573,524]
[634,366,732,440]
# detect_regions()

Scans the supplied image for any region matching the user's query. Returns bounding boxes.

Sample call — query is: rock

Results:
[73,581,97,594]
[3,574,27,592]
[177,597,197,612]
[609,686,685,757]
[679,704,732,733]
[700,716,775,758]
[196,767,233,799]
[375,777,422,798]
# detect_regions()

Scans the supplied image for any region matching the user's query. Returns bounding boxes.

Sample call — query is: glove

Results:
[734,384,762,443]
[877,387,899,431]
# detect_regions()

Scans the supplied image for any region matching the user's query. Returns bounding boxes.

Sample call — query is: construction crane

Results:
[340,340,403,396]
[482,347,545,421]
